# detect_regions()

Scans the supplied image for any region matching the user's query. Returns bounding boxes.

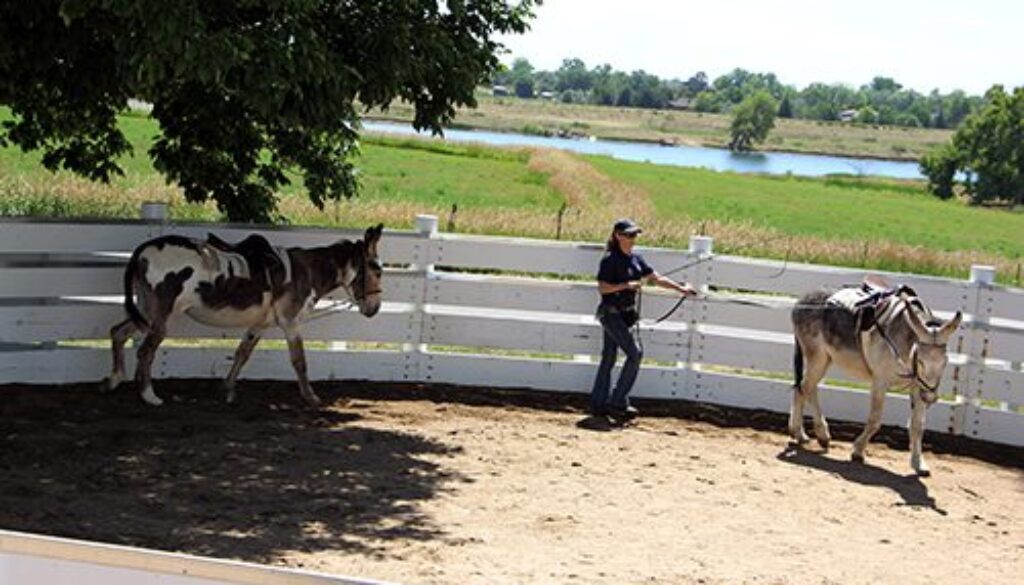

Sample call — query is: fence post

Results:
[140,202,169,245]
[958,265,996,440]
[682,235,714,400]
[403,215,438,382]
[140,202,167,224]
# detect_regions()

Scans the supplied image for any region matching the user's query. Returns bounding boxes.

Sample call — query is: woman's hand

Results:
[677,283,699,297]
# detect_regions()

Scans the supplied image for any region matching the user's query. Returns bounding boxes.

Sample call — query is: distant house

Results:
[539,90,556,100]
[491,85,509,97]
[667,97,692,110]
[838,109,858,122]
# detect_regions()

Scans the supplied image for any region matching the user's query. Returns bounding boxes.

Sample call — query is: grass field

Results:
[366,93,954,161]
[1,109,1022,284]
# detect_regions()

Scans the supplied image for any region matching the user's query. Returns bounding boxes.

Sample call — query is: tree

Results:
[870,76,902,93]
[728,91,778,152]
[555,58,591,92]
[0,1,538,222]
[855,106,878,124]
[628,70,670,108]
[777,94,794,118]
[693,91,721,113]
[684,71,709,96]
[509,57,538,97]
[922,86,1024,205]
[919,144,958,200]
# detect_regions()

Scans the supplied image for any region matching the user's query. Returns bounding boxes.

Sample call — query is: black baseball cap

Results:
[613,218,642,235]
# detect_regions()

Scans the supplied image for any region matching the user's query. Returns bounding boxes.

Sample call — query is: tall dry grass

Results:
[2,160,1020,285]
[0,174,213,221]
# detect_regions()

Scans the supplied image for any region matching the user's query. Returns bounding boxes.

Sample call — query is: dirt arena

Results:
[1,380,1021,585]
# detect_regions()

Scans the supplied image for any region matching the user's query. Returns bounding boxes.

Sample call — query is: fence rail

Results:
[1,209,1021,447]
[0,529,395,585]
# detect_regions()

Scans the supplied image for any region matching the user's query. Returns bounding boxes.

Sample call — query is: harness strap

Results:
[866,296,942,393]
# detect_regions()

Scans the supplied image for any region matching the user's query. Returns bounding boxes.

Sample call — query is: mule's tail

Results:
[792,337,804,392]
[124,248,150,330]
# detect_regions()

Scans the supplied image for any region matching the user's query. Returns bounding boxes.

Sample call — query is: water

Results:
[363,120,923,180]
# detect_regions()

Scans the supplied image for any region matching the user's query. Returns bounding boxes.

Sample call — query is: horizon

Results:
[498,0,1023,96]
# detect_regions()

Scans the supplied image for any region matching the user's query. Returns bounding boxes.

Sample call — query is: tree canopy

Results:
[920,86,1024,206]
[728,91,777,152]
[0,0,538,222]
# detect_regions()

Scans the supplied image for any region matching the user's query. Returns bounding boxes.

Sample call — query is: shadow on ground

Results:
[0,381,468,563]
[775,444,947,514]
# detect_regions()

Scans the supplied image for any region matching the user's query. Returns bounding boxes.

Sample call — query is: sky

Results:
[497,0,1023,95]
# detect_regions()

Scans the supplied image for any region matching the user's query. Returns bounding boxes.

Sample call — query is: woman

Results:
[590,218,697,422]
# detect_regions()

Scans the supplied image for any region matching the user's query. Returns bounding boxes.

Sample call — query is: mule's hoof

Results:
[104,373,124,392]
[851,452,865,463]
[224,389,236,404]
[303,394,323,409]
[817,438,830,451]
[141,386,164,407]
[915,467,932,478]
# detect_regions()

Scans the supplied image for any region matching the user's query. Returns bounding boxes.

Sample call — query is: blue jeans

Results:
[590,310,643,414]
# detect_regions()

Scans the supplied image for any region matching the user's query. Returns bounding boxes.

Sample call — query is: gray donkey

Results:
[790,284,962,475]
[106,225,384,407]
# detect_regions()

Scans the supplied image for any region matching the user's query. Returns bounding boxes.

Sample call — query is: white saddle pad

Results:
[826,288,869,312]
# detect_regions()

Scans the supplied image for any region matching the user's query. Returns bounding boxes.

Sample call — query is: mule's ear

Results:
[904,304,932,340]
[364,224,382,243]
[939,311,963,342]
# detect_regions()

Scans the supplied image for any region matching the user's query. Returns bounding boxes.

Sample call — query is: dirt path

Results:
[1,381,1021,585]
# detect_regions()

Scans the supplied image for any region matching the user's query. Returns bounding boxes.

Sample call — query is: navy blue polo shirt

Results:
[597,248,654,310]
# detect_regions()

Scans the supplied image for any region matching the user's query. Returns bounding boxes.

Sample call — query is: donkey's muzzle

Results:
[359,298,382,318]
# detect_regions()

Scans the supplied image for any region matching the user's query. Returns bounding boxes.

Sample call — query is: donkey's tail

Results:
[792,337,804,392]
[124,247,150,330]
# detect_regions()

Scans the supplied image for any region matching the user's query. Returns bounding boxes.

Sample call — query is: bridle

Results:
[872,299,945,397]
[307,247,382,321]
[349,251,383,303]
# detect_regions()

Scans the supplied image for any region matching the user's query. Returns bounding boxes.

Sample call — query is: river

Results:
[363,120,923,180]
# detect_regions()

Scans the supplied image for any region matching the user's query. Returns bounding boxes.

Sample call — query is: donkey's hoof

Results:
[791,431,810,445]
[851,452,865,463]
[915,467,932,478]
[303,394,323,409]
[817,438,831,451]
[141,386,164,407]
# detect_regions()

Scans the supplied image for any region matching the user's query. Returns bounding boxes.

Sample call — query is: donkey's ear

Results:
[904,304,931,340]
[939,311,963,342]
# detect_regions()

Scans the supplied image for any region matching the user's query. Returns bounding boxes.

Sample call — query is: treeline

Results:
[492,58,984,129]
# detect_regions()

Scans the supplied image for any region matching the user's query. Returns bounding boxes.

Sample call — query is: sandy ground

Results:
[1,380,1022,585]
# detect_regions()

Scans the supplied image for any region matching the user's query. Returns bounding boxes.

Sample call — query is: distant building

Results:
[667,97,692,110]
[491,85,509,97]
[539,90,556,100]
[838,109,858,122]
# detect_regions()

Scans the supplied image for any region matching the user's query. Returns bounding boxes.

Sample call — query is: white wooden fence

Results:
[0,529,396,585]
[1,209,1022,447]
